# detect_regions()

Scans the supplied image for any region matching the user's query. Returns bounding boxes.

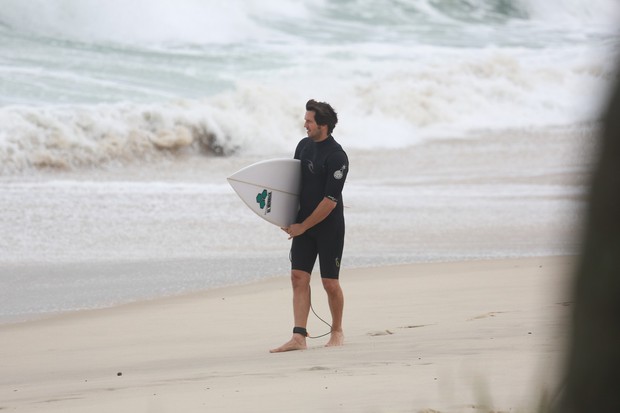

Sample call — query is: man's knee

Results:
[321,277,341,295]
[291,270,310,288]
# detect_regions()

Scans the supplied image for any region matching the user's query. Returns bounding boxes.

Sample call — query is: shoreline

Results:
[0,255,575,412]
[0,252,574,327]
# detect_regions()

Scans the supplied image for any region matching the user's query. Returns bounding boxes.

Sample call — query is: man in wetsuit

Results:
[270,99,349,353]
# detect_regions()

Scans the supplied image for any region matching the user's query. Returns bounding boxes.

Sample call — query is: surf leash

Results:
[307,285,332,339]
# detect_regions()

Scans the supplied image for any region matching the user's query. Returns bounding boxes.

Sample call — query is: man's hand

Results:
[281,197,337,240]
[282,223,307,240]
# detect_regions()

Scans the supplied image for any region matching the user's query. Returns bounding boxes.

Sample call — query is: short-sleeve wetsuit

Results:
[290,135,349,279]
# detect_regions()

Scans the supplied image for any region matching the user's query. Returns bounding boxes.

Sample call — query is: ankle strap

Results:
[293,327,308,337]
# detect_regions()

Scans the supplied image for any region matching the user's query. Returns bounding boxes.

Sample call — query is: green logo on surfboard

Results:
[256,189,272,214]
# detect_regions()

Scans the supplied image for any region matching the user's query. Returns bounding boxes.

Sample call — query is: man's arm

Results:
[282,197,337,239]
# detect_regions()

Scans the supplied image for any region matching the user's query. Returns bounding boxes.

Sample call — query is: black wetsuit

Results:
[290,135,349,279]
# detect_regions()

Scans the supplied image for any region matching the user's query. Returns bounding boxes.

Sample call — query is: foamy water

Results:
[1,0,618,173]
[0,0,616,322]
[0,127,593,322]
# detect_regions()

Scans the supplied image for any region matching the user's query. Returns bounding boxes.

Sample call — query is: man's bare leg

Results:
[322,278,344,347]
[270,270,311,353]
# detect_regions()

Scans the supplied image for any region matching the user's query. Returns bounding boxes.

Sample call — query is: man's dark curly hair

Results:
[306,99,338,134]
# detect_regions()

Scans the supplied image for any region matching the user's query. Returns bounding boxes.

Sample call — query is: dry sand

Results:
[0,256,574,412]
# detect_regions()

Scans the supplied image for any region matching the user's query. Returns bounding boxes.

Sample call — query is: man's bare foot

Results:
[269,334,307,353]
[325,330,344,347]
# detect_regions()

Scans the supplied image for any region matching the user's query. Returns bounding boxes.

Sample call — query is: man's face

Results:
[304,110,324,142]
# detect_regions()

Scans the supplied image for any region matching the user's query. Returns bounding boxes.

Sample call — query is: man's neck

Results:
[312,133,330,143]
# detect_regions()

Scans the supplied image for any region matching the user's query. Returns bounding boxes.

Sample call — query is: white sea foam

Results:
[0,44,613,173]
[1,0,617,175]
[2,0,617,45]
[0,0,308,45]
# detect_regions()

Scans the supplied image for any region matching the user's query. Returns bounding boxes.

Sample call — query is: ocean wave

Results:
[0,87,302,173]
[0,46,613,175]
[0,0,617,174]
[0,0,616,46]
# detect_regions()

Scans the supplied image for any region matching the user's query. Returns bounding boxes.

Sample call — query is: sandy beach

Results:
[2,2,614,411]
[0,256,574,413]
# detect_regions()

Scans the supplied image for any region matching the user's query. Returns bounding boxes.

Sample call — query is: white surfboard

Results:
[227,158,301,227]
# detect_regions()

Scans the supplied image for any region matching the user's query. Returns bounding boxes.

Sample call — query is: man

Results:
[270,99,349,353]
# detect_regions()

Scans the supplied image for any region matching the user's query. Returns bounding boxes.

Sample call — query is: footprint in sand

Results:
[399,324,433,329]
[468,311,507,321]
[368,325,434,336]
[367,330,394,336]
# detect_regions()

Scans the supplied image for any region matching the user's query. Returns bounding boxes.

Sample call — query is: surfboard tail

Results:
[226,159,301,227]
